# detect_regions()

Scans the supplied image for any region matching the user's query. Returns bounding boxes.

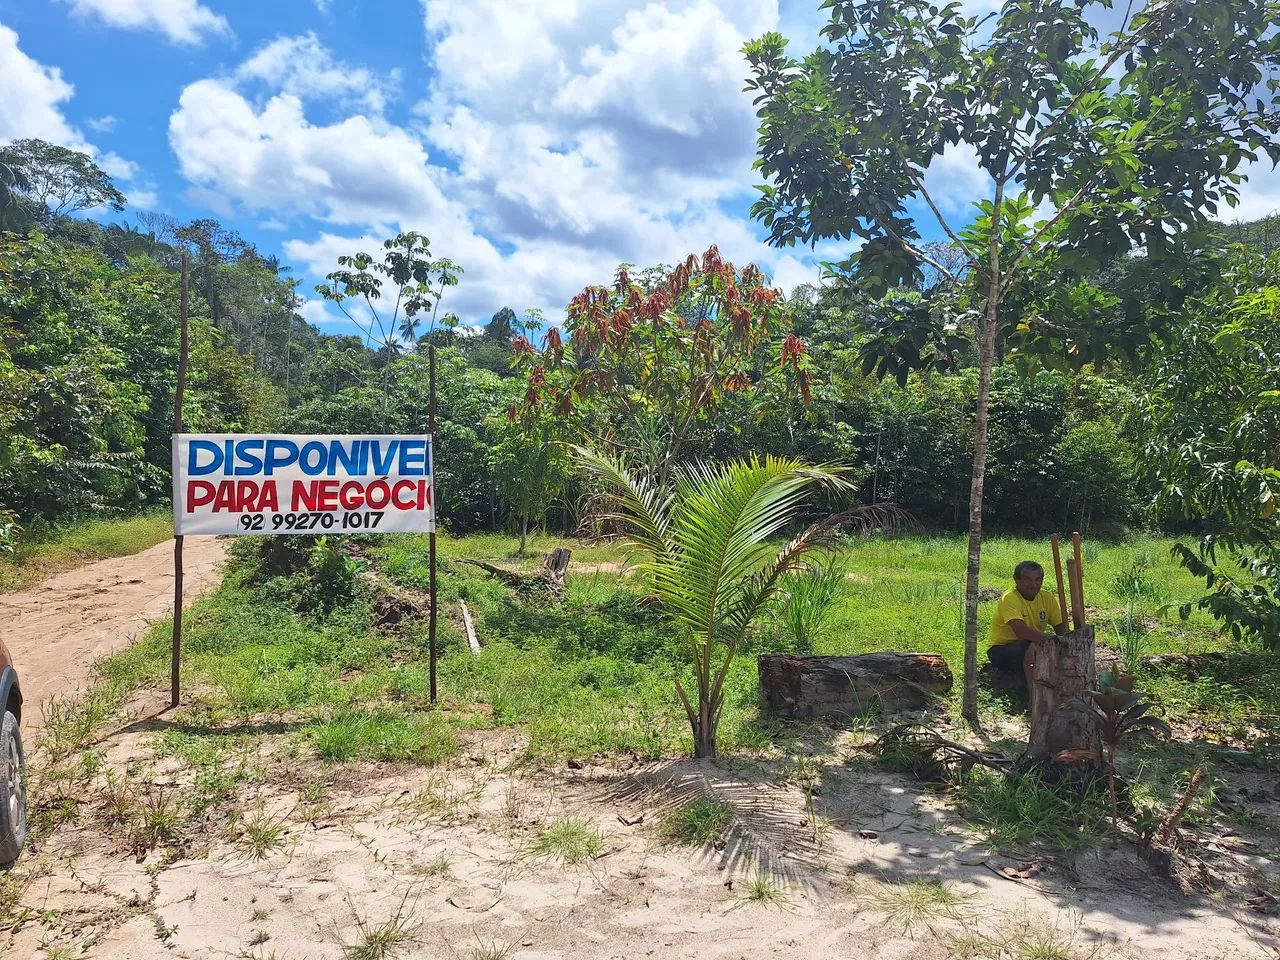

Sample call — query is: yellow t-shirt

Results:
[989,588,1063,646]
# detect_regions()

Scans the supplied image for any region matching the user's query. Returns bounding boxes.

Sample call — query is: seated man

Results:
[988,560,1066,688]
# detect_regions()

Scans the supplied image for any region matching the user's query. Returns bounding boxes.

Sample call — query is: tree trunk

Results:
[518,514,528,556]
[962,289,1002,724]
[1027,625,1098,760]
[691,710,717,759]
[962,179,1007,726]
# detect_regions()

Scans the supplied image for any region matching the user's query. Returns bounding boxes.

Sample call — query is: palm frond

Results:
[572,444,674,558]
[654,458,849,634]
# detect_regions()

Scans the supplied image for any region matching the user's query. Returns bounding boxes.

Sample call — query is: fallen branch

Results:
[1157,764,1207,847]
[874,723,1012,782]
[458,547,572,599]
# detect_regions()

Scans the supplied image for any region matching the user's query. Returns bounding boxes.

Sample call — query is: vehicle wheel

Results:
[0,710,27,867]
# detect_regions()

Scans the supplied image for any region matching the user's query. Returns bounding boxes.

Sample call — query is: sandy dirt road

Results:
[0,537,228,717]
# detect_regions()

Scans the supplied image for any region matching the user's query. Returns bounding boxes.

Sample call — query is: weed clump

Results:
[522,816,605,865]
[959,769,1110,854]
[859,877,973,931]
[661,796,733,846]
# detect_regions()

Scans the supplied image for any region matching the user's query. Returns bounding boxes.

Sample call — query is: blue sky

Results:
[1,0,1277,338]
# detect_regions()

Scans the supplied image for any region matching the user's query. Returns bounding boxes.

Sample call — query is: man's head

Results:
[1013,560,1045,600]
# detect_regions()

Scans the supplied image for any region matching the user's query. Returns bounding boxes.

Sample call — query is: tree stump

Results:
[758,653,953,721]
[1027,625,1098,761]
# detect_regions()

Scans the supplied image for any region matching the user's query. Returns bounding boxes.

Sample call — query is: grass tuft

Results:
[238,808,287,861]
[661,796,733,845]
[861,877,973,931]
[522,817,605,865]
[741,873,788,906]
[340,891,419,960]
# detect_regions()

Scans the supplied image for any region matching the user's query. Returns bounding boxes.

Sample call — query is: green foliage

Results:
[489,409,569,554]
[1067,670,1172,822]
[1145,250,1280,647]
[299,536,367,613]
[522,817,605,865]
[745,0,1278,285]
[1054,421,1137,532]
[0,138,126,222]
[515,249,812,487]
[772,555,846,654]
[315,231,461,350]
[661,797,734,845]
[959,769,1110,853]
[577,447,896,757]
[308,709,459,764]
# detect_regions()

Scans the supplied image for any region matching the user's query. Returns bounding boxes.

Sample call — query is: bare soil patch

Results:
[6,721,1276,960]
[0,537,228,720]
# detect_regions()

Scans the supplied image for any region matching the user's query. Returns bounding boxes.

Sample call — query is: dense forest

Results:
[1,136,1278,641]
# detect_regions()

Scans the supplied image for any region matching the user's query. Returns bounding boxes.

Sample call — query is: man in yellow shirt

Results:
[988,560,1067,688]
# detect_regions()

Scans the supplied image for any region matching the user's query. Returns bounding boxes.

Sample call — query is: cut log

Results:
[458,546,573,600]
[758,653,953,721]
[1026,625,1097,761]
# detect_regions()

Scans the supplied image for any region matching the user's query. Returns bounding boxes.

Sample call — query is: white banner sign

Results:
[172,434,435,536]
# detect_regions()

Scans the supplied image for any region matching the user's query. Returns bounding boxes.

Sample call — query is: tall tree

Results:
[316,232,462,352]
[485,306,518,341]
[515,247,813,488]
[0,139,126,221]
[744,0,1280,722]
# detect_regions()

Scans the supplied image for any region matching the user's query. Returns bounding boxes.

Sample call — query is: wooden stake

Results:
[461,601,480,656]
[428,343,438,704]
[1050,534,1068,631]
[1071,531,1086,628]
[170,250,189,709]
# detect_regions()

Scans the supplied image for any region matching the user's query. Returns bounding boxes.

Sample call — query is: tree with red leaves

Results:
[514,245,813,486]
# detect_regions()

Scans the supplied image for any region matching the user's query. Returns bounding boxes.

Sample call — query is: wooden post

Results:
[1071,531,1085,628]
[428,344,438,704]
[170,251,190,709]
[1050,534,1068,629]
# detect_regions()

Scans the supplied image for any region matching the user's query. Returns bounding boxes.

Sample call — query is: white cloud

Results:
[1222,159,1280,223]
[0,21,153,213]
[297,296,343,327]
[61,0,231,45]
[236,33,398,114]
[171,80,454,228]
[0,23,85,148]
[170,8,850,323]
[86,114,117,133]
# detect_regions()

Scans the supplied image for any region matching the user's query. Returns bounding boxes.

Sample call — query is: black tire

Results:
[0,710,27,867]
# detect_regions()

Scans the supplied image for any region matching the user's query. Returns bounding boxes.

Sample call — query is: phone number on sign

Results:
[237,511,387,532]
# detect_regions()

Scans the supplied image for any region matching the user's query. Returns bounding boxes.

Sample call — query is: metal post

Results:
[171,251,190,709]
[428,344,438,704]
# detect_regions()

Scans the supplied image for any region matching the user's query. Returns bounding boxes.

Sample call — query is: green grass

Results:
[661,797,734,845]
[958,769,1111,853]
[71,530,1267,781]
[741,874,789,906]
[860,877,974,931]
[522,816,605,864]
[0,511,174,592]
[308,709,459,764]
